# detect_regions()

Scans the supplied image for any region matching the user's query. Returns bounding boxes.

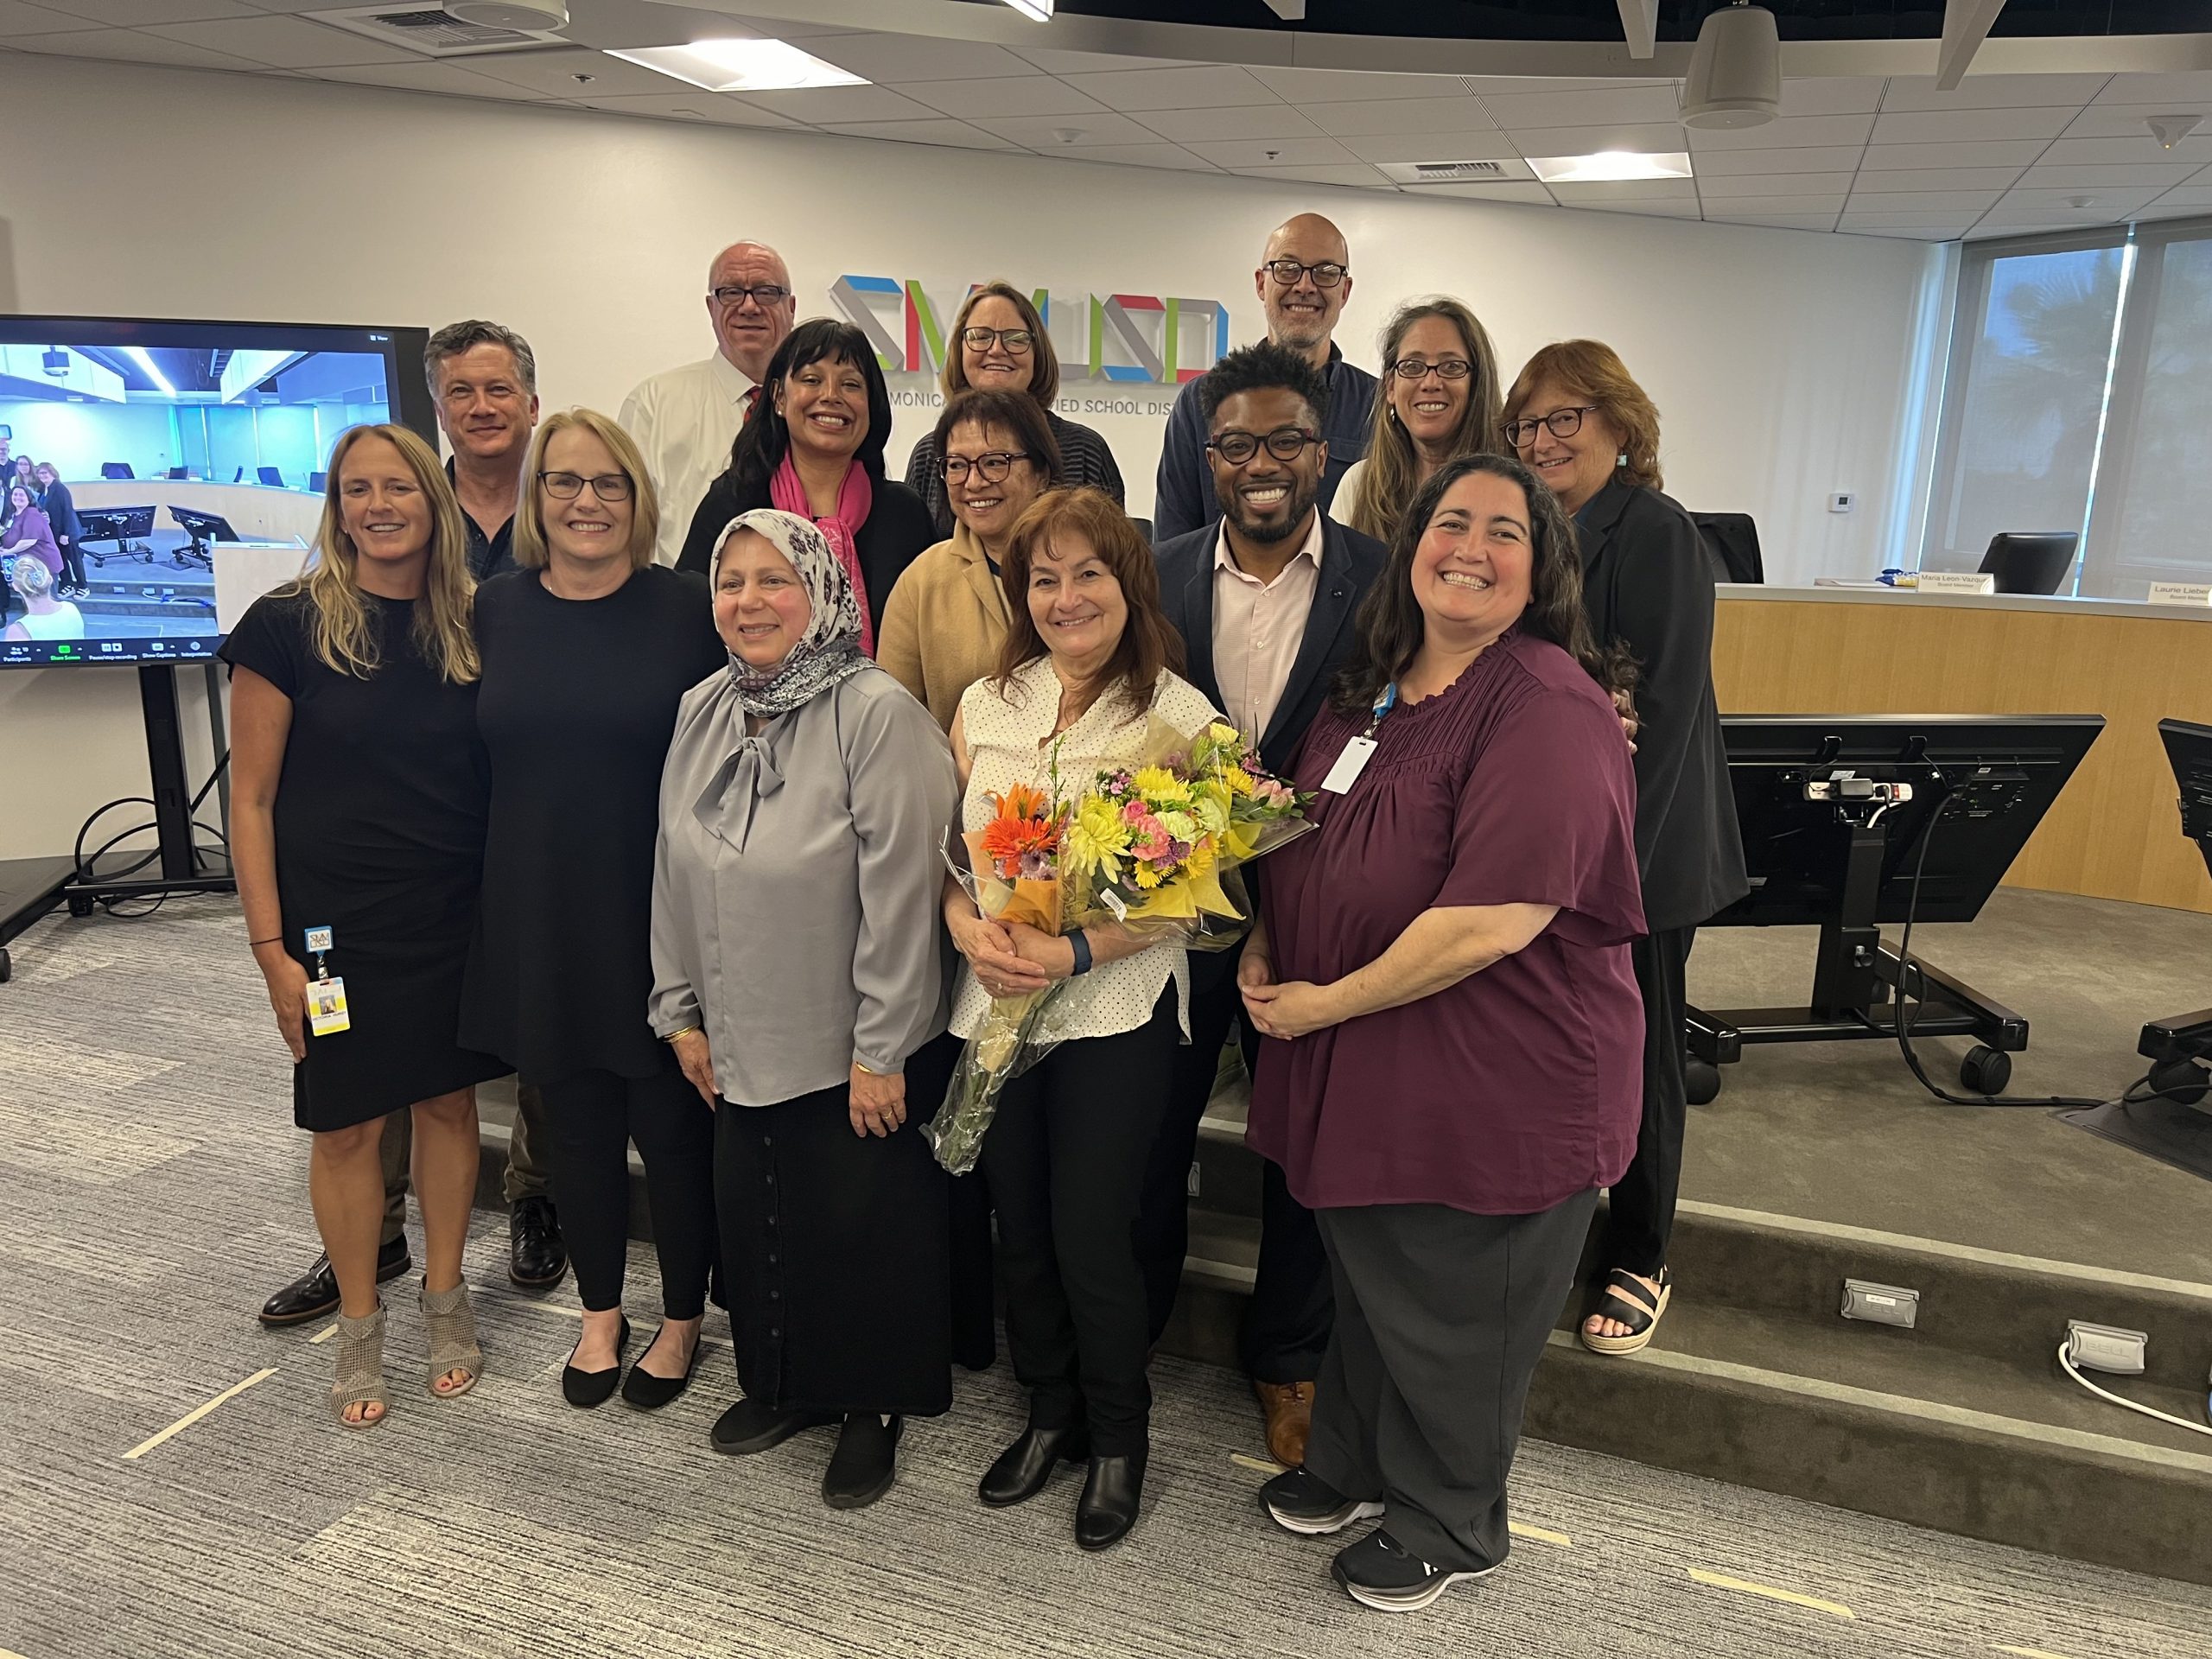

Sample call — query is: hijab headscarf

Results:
[712,508,873,720]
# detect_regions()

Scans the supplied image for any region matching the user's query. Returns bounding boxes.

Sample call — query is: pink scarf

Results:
[770,454,874,657]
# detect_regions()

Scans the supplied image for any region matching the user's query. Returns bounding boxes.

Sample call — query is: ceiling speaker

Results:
[1681,2,1781,131]
[443,0,567,30]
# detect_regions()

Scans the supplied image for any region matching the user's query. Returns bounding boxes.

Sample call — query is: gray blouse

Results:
[648,664,959,1108]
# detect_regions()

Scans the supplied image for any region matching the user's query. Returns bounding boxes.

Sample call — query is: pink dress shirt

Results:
[1211,512,1324,743]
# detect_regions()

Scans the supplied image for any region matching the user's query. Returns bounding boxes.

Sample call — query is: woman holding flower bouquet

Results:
[943,486,1222,1550]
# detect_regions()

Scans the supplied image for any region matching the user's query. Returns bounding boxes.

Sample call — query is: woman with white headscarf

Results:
[649,506,962,1511]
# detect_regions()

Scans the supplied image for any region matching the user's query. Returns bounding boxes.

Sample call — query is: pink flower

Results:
[1122,800,1150,826]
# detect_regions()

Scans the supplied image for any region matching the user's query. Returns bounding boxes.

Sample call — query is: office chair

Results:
[100,462,134,480]
[167,467,189,480]
[1979,532,2076,596]
[233,467,245,483]
[308,471,327,493]
[257,467,284,488]
[1692,512,1764,584]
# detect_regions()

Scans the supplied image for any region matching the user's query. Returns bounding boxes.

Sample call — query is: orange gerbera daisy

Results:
[980,783,1061,880]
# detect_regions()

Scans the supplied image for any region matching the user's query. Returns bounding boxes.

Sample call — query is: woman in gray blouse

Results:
[648,506,961,1510]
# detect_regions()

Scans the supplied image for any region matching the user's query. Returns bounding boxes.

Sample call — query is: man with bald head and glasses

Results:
[1152,213,1377,543]
[620,240,798,566]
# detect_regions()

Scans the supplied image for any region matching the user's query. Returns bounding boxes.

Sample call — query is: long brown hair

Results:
[1502,339,1663,491]
[294,423,478,683]
[991,486,1185,724]
[1340,296,1506,547]
[1333,453,1631,716]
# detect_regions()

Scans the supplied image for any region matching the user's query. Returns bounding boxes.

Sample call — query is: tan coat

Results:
[875,524,1013,733]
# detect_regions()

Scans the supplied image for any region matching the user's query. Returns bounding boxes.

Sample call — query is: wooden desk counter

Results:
[1713,585,2212,914]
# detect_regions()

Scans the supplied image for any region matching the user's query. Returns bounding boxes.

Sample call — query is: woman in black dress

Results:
[224,423,505,1428]
[460,409,727,1411]
[673,319,935,651]
[32,463,85,600]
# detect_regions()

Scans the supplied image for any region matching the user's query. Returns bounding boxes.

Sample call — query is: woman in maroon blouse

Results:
[1239,453,1646,1614]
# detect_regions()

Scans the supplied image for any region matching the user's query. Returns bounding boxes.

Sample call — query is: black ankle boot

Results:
[1075,1452,1145,1551]
[978,1425,1090,1508]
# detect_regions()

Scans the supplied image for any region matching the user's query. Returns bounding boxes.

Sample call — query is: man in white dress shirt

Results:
[620,240,798,566]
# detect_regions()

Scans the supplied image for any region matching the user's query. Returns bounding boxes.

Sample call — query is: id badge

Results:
[306,976,352,1037]
[1319,734,1377,795]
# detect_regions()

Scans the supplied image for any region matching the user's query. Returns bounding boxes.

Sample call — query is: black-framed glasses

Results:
[710,283,790,308]
[1262,258,1348,289]
[1205,427,1320,466]
[1503,405,1600,447]
[959,327,1034,354]
[538,471,634,502]
[1390,356,1473,381]
[943,451,1034,484]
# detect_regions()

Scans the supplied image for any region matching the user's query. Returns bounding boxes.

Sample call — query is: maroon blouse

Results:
[1246,627,1647,1216]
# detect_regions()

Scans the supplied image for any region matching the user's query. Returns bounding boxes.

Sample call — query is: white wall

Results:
[0,51,1935,861]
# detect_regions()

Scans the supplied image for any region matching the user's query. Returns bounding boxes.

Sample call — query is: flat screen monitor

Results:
[1712,714,2105,928]
[2160,718,2212,883]
[0,314,434,669]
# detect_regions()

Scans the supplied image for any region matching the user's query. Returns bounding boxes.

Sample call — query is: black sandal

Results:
[1580,1267,1671,1356]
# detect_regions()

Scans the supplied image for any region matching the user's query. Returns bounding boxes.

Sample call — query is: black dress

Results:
[458,565,727,1084]
[219,589,505,1132]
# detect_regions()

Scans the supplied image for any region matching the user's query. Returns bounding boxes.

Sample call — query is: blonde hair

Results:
[1502,340,1664,492]
[296,424,478,683]
[512,409,660,575]
[939,281,1060,407]
[11,556,54,601]
[1340,297,1505,547]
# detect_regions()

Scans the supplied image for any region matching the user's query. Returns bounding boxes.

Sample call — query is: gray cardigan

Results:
[648,664,958,1107]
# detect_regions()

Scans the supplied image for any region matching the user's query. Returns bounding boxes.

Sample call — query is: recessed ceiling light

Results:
[607,39,867,93]
[1527,150,1694,184]
[124,346,175,396]
[999,0,1055,17]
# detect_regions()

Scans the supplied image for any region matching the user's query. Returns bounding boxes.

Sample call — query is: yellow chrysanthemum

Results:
[1132,861,1164,890]
[1065,797,1128,879]
[1222,764,1255,798]
[1130,766,1182,798]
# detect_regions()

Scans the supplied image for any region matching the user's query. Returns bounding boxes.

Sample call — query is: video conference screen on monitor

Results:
[0,315,434,669]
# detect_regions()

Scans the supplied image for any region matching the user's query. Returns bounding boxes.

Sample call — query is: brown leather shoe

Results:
[1255,1379,1314,1468]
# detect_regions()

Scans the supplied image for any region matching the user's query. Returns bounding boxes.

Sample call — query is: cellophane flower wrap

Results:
[926,720,1313,1176]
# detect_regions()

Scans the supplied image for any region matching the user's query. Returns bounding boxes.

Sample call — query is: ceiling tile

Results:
[1993,184,2161,211]
[1245,66,1465,103]
[1008,48,1194,76]
[967,111,1166,148]
[0,0,83,31]
[1305,96,1498,138]
[1840,224,1966,240]
[14,24,260,67]
[1478,85,1681,128]
[1697,169,1858,197]
[141,14,411,66]
[1690,112,1875,150]
[1777,77,1885,118]
[1054,141,1219,173]
[39,0,252,21]
[1878,73,2111,111]
[1457,76,1672,94]
[1547,180,1696,204]
[1871,106,2074,144]
[1341,129,1522,164]
[899,75,1110,121]
[1704,210,1840,229]
[709,10,851,38]
[1837,208,1985,225]
[1184,135,1357,169]
[802,31,1033,83]
[720,82,941,124]
[1502,121,1687,156]
[1691,144,1866,175]
[1399,180,1556,203]
[569,91,804,127]
[1565,199,1703,220]
[1135,104,1324,143]
[2139,189,2212,215]
[468,47,707,99]
[2060,104,2212,142]
[1840,190,2002,213]
[1230,161,1398,191]
[2092,72,2212,105]
[308,60,569,99]
[1859,139,2049,169]
[1834,165,2021,190]
[1058,64,1278,112]
[1695,192,1849,213]
[2018,162,2203,189]
[818,118,1018,151]
[2041,132,2212,166]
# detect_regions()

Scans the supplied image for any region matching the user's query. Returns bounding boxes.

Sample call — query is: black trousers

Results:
[1307,1191,1599,1574]
[538,1067,716,1319]
[1137,963,1333,1381]
[1600,926,1695,1276]
[981,985,1177,1458]
[57,539,85,588]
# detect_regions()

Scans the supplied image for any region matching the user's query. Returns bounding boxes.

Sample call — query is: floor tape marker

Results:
[308,1322,338,1345]
[1229,1452,1285,1476]
[1995,1647,2077,1658]
[123,1369,280,1461]
[1687,1567,1855,1620]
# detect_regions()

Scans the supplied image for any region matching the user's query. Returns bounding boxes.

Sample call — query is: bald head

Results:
[1255,213,1353,366]
[705,241,798,381]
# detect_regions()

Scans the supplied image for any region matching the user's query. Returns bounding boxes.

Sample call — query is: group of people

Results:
[0,445,87,640]
[226,213,1745,1614]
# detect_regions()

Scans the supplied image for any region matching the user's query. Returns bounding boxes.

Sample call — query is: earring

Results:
[1616,453,1627,467]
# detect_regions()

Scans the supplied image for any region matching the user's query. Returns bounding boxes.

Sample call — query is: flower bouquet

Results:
[925,721,1313,1176]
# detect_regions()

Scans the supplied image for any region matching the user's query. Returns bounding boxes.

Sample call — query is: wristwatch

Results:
[1068,930,1093,976]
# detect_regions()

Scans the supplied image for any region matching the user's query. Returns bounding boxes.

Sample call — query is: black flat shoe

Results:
[509,1195,568,1289]
[561,1316,631,1408]
[823,1414,903,1510]
[979,1425,1090,1508]
[709,1396,837,1456]
[260,1236,410,1327]
[620,1325,702,1411]
[1075,1452,1146,1551]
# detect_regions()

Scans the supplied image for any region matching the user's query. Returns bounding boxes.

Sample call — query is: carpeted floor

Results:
[5,895,2211,1658]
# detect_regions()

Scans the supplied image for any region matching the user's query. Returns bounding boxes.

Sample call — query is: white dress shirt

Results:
[1212,512,1324,744]
[620,353,758,568]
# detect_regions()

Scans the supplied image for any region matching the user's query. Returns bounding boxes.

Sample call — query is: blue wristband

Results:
[1068,930,1093,976]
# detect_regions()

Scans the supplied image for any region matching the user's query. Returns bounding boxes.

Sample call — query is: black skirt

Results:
[715,1033,959,1416]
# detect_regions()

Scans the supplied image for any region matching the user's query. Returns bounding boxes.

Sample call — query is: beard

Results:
[1222,477,1320,544]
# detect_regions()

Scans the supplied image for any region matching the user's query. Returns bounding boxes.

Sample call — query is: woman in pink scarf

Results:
[674,320,935,652]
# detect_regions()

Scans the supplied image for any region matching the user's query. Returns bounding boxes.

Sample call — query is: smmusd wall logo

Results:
[830,277,1232,417]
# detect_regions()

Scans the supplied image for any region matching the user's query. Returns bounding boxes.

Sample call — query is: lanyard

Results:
[1363,682,1398,740]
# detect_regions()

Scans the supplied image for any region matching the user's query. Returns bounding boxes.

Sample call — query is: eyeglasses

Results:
[1206,427,1321,466]
[710,283,791,309]
[943,451,1034,484]
[1389,357,1473,381]
[1262,258,1348,289]
[1503,405,1601,447]
[538,471,634,502]
[959,327,1035,355]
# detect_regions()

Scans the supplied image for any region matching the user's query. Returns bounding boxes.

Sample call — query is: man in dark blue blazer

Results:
[1141,341,1388,1467]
